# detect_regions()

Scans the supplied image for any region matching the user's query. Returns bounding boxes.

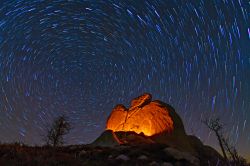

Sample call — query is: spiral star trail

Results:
[0,0,249,159]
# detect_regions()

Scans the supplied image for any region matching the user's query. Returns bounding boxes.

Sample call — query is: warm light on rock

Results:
[106,93,174,136]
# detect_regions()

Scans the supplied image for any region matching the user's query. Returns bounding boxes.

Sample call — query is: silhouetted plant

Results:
[44,115,71,147]
[203,117,228,162]
[222,137,250,166]
[203,117,250,166]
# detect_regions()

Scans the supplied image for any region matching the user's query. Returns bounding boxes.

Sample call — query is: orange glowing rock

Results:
[106,93,174,136]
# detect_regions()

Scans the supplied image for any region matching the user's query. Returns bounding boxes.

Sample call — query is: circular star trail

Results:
[0,0,249,159]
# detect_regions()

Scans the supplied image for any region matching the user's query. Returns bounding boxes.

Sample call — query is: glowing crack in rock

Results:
[106,93,174,136]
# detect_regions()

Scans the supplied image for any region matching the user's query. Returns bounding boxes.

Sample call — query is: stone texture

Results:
[161,162,173,166]
[92,93,224,166]
[149,161,160,166]
[137,154,148,160]
[91,130,121,147]
[106,93,180,136]
[115,154,130,161]
[164,147,200,165]
[130,93,152,108]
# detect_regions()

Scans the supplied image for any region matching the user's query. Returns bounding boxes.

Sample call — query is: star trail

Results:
[0,0,249,159]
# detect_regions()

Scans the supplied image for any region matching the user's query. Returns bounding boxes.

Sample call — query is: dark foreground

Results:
[0,143,225,166]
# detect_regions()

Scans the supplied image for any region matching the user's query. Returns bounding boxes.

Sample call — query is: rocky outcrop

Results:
[106,93,185,136]
[92,93,225,166]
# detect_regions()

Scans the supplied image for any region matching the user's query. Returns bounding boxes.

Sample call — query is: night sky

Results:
[0,0,249,159]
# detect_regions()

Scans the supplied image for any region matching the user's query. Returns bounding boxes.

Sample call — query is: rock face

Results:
[106,93,184,136]
[92,93,225,165]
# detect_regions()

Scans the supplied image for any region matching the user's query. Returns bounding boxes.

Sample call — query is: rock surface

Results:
[116,154,130,161]
[0,139,226,166]
[164,147,200,165]
[130,93,152,108]
[106,93,185,136]
[92,130,121,147]
[92,93,225,166]
[161,162,173,166]
[137,155,148,160]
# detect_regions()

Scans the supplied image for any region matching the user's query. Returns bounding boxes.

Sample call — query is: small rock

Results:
[161,162,173,166]
[138,155,148,160]
[116,154,130,161]
[78,150,87,157]
[149,161,160,166]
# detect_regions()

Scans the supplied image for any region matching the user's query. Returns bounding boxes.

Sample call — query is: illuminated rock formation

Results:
[92,94,224,165]
[106,93,178,136]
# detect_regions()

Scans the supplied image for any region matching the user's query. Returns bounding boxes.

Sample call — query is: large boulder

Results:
[92,93,225,165]
[106,93,185,137]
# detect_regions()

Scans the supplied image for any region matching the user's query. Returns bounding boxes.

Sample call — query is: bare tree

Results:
[44,115,71,147]
[203,117,250,166]
[202,117,228,162]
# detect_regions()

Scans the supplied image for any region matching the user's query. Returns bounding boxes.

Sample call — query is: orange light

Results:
[106,101,174,136]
